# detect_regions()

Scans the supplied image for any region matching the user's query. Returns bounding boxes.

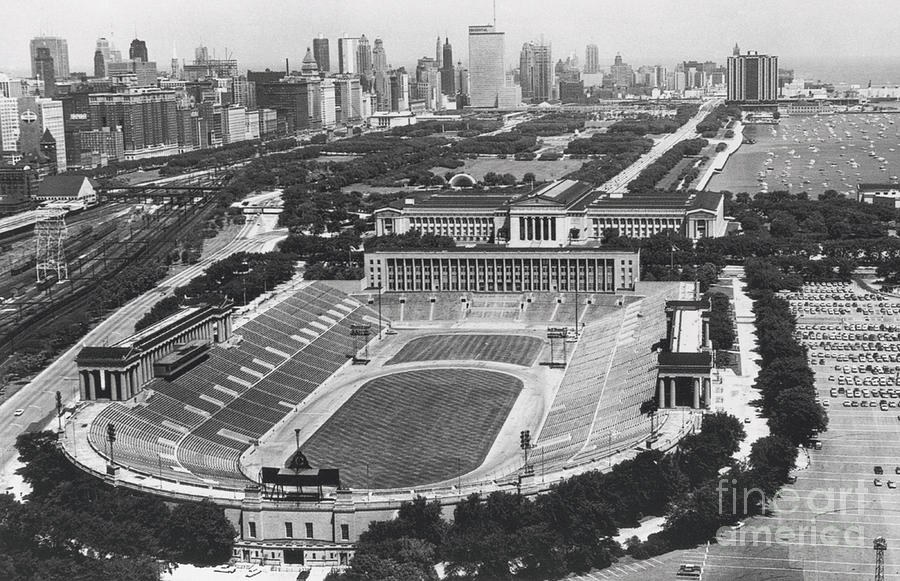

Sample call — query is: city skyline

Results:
[7,0,900,82]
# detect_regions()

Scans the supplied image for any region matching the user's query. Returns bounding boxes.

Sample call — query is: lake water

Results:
[708,113,900,197]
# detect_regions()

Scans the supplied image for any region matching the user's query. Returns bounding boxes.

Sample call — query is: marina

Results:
[708,111,900,196]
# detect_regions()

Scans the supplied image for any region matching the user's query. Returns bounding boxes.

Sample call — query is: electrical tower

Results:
[875,536,887,581]
[34,208,68,283]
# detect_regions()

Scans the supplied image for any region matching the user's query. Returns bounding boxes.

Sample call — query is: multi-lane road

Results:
[597,98,722,193]
[0,205,286,493]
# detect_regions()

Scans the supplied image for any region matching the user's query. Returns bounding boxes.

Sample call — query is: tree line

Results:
[0,431,236,581]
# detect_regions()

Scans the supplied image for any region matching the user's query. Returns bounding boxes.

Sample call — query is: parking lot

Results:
[769,281,900,579]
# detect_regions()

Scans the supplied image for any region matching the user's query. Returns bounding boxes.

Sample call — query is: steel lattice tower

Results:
[34,208,68,283]
[875,536,887,581]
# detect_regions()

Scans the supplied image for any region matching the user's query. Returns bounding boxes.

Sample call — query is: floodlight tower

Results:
[34,208,68,283]
[875,536,887,581]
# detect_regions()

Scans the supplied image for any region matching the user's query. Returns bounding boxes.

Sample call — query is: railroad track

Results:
[0,181,224,360]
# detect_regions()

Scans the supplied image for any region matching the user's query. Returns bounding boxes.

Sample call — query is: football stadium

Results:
[66,248,712,567]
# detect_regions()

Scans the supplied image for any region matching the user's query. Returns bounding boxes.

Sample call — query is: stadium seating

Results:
[534,283,683,470]
[87,282,381,489]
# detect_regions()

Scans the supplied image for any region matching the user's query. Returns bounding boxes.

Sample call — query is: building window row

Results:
[380,256,623,292]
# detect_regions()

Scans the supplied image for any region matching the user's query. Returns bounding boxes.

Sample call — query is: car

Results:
[876,478,884,487]
[823,400,830,407]
[13,409,23,417]
[876,466,884,475]
[743,417,751,424]
[787,475,797,484]
[214,564,236,574]
[245,566,262,578]
[895,466,900,475]
[843,401,852,407]
[890,481,898,489]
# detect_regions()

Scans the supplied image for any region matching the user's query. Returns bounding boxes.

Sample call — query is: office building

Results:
[456,64,469,97]
[34,48,56,98]
[94,50,106,78]
[468,25,505,108]
[88,89,179,159]
[373,39,387,73]
[16,96,66,171]
[726,50,778,103]
[519,41,553,103]
[320,78,336,129]
[415,57,442,110]
[256,78,322,133]
[222,105,248,144]
[584,44,600,74]
[357,35,372,76]
[559,80,585,103]
[338,36,359,75]
[0,97,19,151]
[30,36,69,79]
[78,127,125,166]
[313,35,330,72]
[195,45,209,64]
[610,54,633,88]
[129,39,149,62]
[233,76,257,109]
[0,163,39,216]
[441,38,455,95]
[107,60,158,87]
[334,76,363,122]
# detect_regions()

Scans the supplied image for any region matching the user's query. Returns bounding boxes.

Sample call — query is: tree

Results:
[523,172,536,184]
[748,435,798,497]
[167,500,236,566]
[768,387,828,445]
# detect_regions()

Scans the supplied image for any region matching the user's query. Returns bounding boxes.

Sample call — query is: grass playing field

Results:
[300,369,523,489]
[387,334,543,367]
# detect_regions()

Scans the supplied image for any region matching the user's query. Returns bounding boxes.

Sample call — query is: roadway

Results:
[0,207,287,494]
[596,98,722,193]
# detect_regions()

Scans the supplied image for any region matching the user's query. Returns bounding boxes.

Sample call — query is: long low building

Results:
[364,246,640,292]
[373,179,729,246]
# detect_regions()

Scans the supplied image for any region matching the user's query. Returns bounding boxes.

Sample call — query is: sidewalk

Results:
[718,267,768,460]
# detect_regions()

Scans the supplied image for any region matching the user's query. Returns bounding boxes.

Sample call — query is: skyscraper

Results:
[610,54,633,88]
[441,38,455,95]
[338,36,359,75]
[435,36,443,69]
[94,50,106,78]
[727,50,777,103]
[313,35,330,72]
[357,35,372,76]
[130,39,149,62]
[34,48,56,98]
[30,37,69,79]
[468,25,505,108]
[373,38,387,73]
[519,41,553,102]
[584,44,599,74]
[195,45,209,63]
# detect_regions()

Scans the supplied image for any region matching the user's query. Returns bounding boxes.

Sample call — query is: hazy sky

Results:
[5,0,900,78]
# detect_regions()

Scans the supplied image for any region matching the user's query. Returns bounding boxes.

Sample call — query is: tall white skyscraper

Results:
[37,98,66,172]
[0,97,19,151]
[338,36,360,75]
[30,37,70,79]
[468,25,505,108]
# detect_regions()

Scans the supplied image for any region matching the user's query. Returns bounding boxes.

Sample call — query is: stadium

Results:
[65,254,710,567]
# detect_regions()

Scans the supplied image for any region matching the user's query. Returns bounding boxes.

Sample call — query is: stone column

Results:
[693,377,701,409]
[703,377,711,408]
[669,377,676,408]
[657,377,665,408]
